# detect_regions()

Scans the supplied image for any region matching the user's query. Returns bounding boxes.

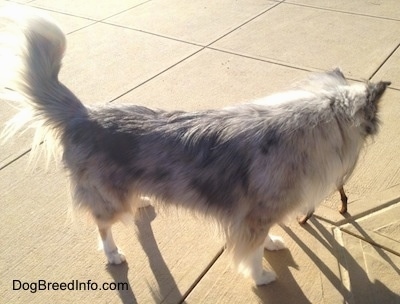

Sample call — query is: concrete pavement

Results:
[1,0,399,303]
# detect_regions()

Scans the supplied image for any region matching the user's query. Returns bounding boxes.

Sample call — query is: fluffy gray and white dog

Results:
[1,12,390,286]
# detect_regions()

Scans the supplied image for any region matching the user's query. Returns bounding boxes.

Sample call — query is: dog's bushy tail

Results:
[0,9,86,158]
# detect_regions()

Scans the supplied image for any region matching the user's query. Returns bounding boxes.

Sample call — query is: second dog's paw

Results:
[254,270,276,286]
[264,235,285,251]
[106,249,126,264]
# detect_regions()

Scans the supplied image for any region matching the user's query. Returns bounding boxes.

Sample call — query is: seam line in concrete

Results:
[26,5,97,22]
[283,2,400,22]
[0,149,31,171]
[100,21,206,47]
[101,1,283,49]
[178,247,225,304]
[26,0,152,24]
[204,1,283,47]
[107,47,205,103]
[99,0,153,23]
[339,227,400,257]
[314,196,400,227]
[369,42,400,80]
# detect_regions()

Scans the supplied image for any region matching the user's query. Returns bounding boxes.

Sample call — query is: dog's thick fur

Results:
[1,12,390,285]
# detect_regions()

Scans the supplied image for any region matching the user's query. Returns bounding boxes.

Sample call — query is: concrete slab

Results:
[0,2,95,33]
[1,0,32,4]
[185,222,347,303]
[113,48,310,110]
[0,154,223,303]
[211,3,400,79]
[336,229,400,303]
[0,102,33,168]
[106,0,278,45]
[186,220,400,303]
[314,184,400,226]
[0,0,32,5]
[59,22,201,104]
[31,0,149,20]
[286,0,400,20]
[341,203,400,255]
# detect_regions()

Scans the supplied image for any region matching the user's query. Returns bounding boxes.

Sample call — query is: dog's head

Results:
[309,68,390,137]
[300,68,391,137]
[349,79,391,137]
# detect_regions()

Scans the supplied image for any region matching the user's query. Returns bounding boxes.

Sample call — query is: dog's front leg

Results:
[239,245,277,286]
[236,224,285,285]
[98,224,126,264]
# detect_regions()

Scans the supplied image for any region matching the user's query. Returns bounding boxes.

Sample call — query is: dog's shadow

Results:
[106,206,182,304]
[253,247,312,304]
[304,217,400,302]
[106,263,137,304]
[255,217,400,303]
[135,206,183,303]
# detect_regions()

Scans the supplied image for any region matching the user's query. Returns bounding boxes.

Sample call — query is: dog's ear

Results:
[367,81,391,105]
[332,67,345,79]
[358,81,391,136]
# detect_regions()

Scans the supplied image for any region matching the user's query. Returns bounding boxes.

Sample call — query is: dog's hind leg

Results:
[97,222,126,264]
[338,186,348,214]
[298,186,348,224]
[297,208,315,225]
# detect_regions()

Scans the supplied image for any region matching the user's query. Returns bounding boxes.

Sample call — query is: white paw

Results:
[138,196,152,208]
[264,235,286,251]
[254,270,277,286]
[106,249,126,264]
